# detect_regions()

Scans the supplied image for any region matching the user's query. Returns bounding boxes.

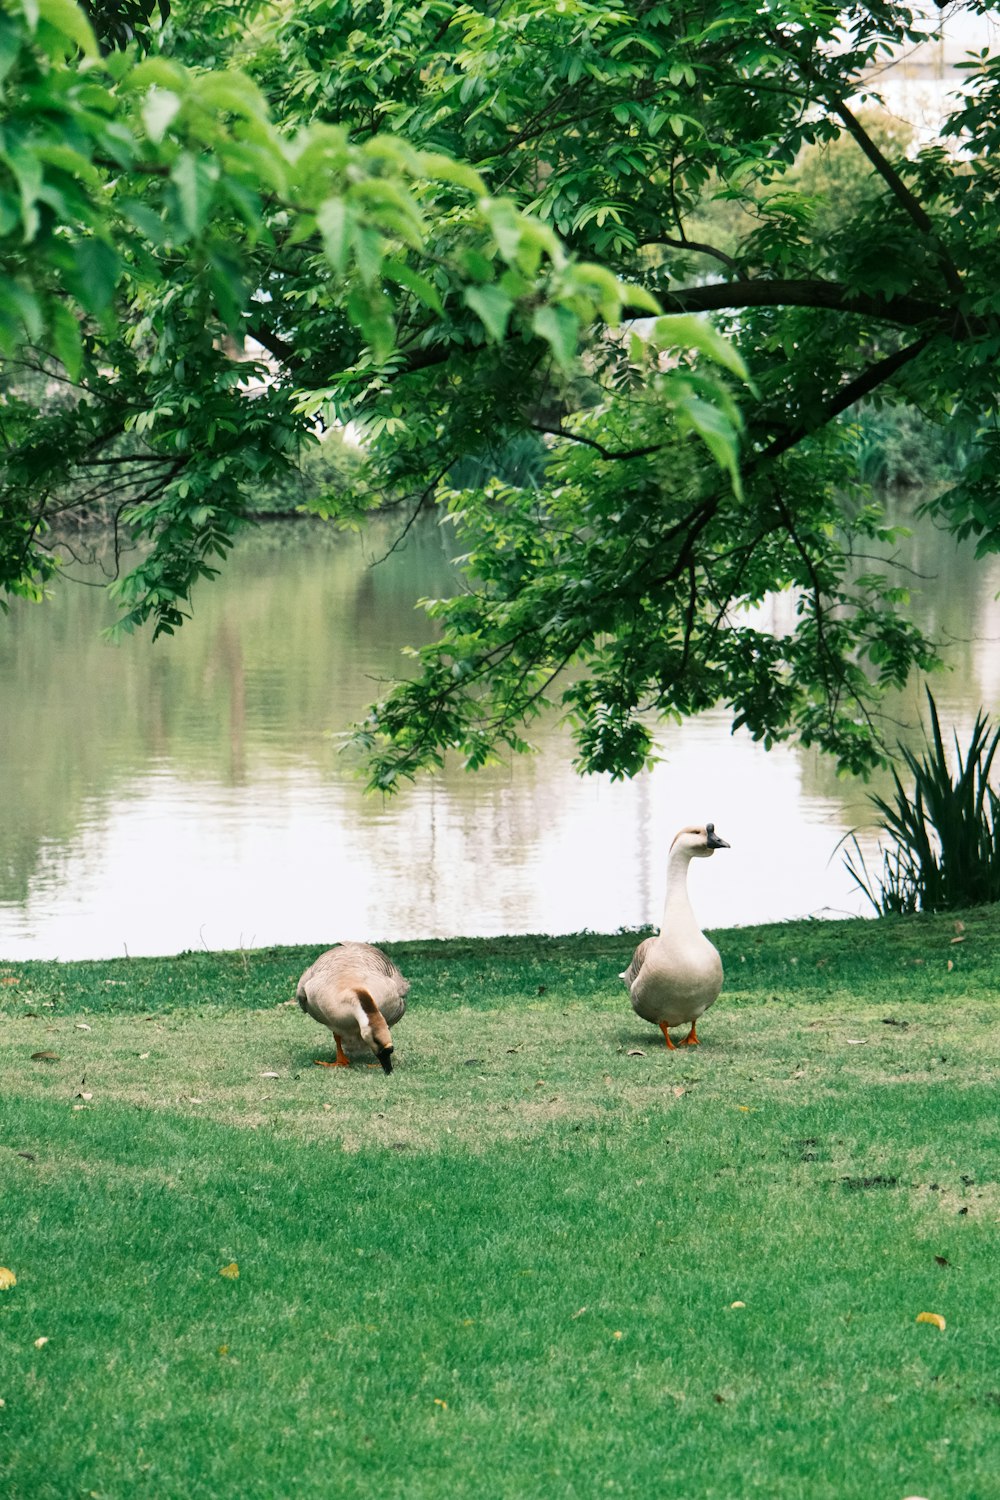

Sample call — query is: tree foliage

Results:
[2,0,999,784]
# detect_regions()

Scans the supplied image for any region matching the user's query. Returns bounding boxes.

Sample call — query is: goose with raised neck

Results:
[620,823,730,1049]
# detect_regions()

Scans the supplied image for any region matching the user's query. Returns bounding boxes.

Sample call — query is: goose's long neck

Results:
[661,848,699,935]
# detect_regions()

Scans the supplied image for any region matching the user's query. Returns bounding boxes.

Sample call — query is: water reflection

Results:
[1,508,998,959]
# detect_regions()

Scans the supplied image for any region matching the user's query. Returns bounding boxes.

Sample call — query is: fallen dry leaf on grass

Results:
[33,1336,48,1349]
[260,1071,280,1079]
[30,1052,59,1062]
[433,1398,448,1409]
[74,1092,93,1102]
[730,1301,746,1309]
[1,976,20,986]
[74,1023,91,1031]
[0,1268,16,1290]
[218,1262,240,1280]
[627,1049,646,1057]
[672,1086,686,1098]
[915,1311,946,1330]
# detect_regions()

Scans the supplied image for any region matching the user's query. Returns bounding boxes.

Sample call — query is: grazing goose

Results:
[296,942,409,1074]
[620,824,730,1049]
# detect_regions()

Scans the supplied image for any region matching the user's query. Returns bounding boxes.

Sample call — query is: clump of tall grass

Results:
[843,689,1000,915]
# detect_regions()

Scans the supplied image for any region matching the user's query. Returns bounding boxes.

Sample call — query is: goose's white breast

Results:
[629,934,723,1027]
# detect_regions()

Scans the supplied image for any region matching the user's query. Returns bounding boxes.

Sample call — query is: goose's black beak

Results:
[706,823,730,849]
[377,1045,394,1075]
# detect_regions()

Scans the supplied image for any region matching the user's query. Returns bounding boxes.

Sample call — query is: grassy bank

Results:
[1,913,998,1499]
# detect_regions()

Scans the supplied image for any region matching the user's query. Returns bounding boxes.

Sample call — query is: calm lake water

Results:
[2,507,998,960]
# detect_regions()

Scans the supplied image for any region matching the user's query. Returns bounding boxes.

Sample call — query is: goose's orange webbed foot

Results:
[658,1021,678,1051]
[683,1022,700,1046]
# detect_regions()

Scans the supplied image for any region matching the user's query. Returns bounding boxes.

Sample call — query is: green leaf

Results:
[562,262,628,323]
[347,286,396,363]
[124,57,188,93]
[171,153,216,239]
[0,276,42,346]
[68,239,120,313]
[384,259,443,315]
[142,87,182,144]
[483,198,525,264]
[31,142,101,187]
[464,283,512,343]
[619,283,661,314]
[36,0,99,58]
[676,394,742,494]
[654,314,751,383]
[416,151,485,195]
[190,70,270,122]
[49,299,83,380]
[351,223,384,287]
[531,304,579,368]
[317,197,350,275]
[118,197,167,244]
[205,252,247,331]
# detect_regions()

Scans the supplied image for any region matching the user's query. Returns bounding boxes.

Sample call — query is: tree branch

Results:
[830,99,964,300]
[754,335,932,466]
[528,422,663,462]
[376,277,968,391]
[639,235,743,272]
[630,279,965,332]
[767,31,967,302]
[368,462,456,565]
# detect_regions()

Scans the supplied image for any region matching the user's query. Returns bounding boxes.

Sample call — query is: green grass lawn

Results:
[1,912,998,1499]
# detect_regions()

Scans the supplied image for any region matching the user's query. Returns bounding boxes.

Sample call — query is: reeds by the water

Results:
[844,689,1000,914]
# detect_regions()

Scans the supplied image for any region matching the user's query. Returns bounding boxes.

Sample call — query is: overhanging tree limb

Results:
[3,0,993,784]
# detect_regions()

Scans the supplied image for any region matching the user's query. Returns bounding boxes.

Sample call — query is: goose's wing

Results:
[619,937,655,990]
[358,947,409,1026]
[380,979,409,1027]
